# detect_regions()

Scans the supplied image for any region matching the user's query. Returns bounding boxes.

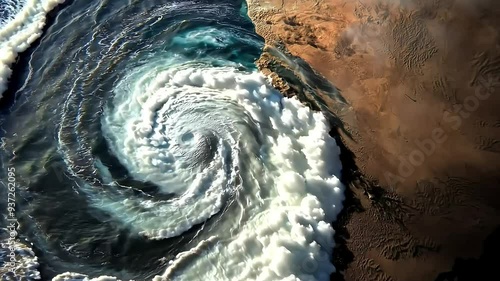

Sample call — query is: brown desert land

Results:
[247,0,500,280]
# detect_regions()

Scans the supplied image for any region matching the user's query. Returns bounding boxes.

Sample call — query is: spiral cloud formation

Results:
[0,1,345,280]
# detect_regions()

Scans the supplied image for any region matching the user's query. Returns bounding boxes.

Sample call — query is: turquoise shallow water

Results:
[0,1,345,280]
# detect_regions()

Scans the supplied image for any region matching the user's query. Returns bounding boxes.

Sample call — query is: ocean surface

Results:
[0,0,345,280]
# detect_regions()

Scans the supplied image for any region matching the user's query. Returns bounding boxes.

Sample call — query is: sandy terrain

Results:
[247,0,500,280]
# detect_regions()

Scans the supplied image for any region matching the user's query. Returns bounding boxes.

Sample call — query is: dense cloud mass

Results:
[0,0,65,96]
[98,62,345,280]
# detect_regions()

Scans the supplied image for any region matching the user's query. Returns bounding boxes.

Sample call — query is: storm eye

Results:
[181,132,194,143]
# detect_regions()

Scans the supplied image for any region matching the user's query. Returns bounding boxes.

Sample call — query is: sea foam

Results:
[0,238,40,280]
[0,0,65,97]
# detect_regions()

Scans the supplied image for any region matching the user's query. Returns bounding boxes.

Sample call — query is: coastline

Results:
[246,0,500,280]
